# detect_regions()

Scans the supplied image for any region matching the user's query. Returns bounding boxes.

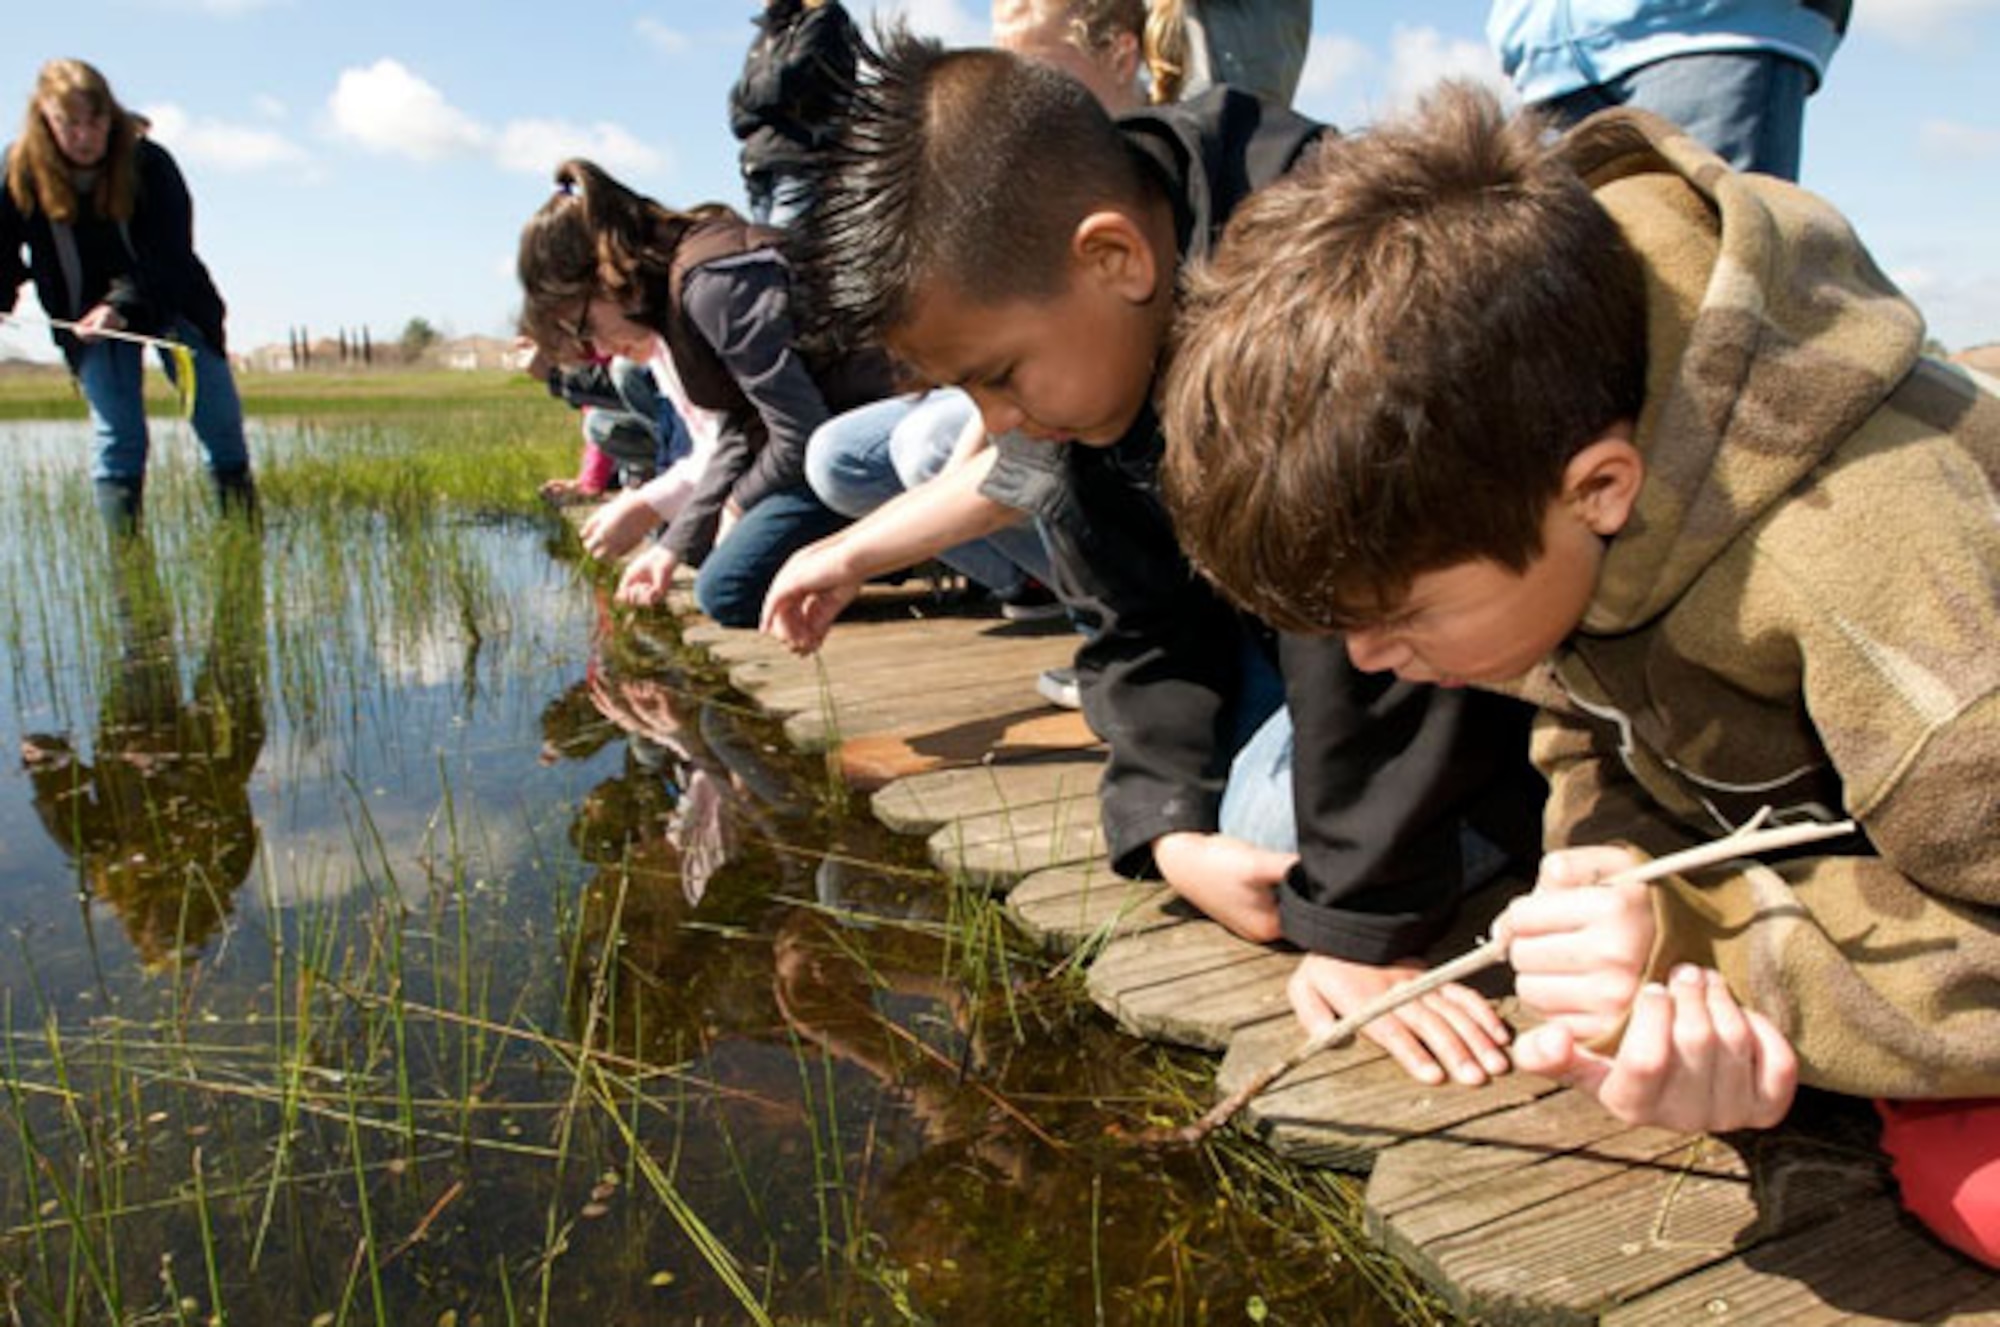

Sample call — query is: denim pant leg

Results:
[888,391,1043,595]
[804,396,920,518]
[1551,51,1812,179]
[163,319,250,474]
[1217,641,1295,853]
[694,486,851,627]
[75,338,151,483]
[1219,705,1298,854]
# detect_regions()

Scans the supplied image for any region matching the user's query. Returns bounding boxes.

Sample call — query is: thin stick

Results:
[0,309,188,352]
[1161,814,1857,1147]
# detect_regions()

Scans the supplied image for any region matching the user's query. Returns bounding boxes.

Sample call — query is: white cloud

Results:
[1385,25,1512,111]
[865,0,990,46]
[148,0,285,12]
[1919,118,2000,157]
[1297,33,1374,102]
[252,94,288,121]
[141,102,307,171]
[1891,263,2000,350]
[1853,0,2000,46]
[494,119,667,179]
[327,58,488,162]
[634,17,691,56]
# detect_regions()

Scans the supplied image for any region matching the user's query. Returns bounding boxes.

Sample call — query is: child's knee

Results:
[1877,1098,2000,1268]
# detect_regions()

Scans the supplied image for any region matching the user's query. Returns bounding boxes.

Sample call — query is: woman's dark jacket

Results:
[0,137,227,367]
[728,0,863,178]
[978,89,1547,963]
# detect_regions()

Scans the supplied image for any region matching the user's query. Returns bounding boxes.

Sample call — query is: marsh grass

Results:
[0,402,1455,1325]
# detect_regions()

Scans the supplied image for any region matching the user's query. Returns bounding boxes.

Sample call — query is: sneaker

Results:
[1036,665,1082,710]
[997,578,1067,622]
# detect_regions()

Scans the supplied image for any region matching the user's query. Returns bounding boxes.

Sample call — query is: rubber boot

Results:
[94,476,145,539]
[211,465,261,526]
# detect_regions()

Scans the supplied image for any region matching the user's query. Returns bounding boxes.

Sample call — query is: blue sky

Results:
[5,0,1999,364]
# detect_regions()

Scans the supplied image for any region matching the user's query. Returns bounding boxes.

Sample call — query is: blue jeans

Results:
[75,317,248,483]
[1543,50,1813,179]
[1217,641,1296,853]
[805,391,1053,594]
[585,357,691,483]
[693,485,850,628]
[745,169,813,228]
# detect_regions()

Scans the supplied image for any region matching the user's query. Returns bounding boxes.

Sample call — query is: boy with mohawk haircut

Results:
[1160,83,2000,1265]
[766,32,1548,1090]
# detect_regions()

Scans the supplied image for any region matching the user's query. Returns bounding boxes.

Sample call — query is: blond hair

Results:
[6,58,143,224]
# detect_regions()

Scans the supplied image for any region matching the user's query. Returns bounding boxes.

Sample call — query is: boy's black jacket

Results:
[982,88,1544,963]
[0,138,228,367]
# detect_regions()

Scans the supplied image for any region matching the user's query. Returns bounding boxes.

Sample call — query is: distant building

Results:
[439,336,516,372]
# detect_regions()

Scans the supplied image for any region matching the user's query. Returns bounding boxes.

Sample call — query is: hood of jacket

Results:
[1558,110,1926,637]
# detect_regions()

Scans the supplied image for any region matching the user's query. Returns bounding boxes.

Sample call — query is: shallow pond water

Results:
[0,415,1428,1325]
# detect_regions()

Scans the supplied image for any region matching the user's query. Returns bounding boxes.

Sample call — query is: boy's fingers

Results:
[1534,845,1642,892]
[1597,983,1676,1123]
[1364,1016,1448,1087]
[1746,1010,1800,1127]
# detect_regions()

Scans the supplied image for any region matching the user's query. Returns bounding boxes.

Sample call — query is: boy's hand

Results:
[1501,845,1656,1047]
[761,542,861,655]
[1151,831,1293,944]
[580,490,662,561]
[1289,953,1513,1087]
[614,545,679,607]
[1511,965,1797,1132]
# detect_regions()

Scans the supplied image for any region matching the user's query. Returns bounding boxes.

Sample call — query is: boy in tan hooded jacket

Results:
[1159,86,2000,1265]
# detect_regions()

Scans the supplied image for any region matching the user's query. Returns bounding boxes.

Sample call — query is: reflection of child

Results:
[1160,85,2000,1265]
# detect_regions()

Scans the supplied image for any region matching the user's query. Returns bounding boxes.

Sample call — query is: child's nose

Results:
[971,391,1024,438]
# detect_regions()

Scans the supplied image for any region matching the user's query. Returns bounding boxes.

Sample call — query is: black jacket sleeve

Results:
[122,142,227,350]
[547,362,622,412]
[1279,637,1545,962]
[0,152,26,316]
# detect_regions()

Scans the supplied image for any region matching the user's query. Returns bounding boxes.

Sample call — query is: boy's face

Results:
[888,216,1166,447]
[1342,498,1607,687]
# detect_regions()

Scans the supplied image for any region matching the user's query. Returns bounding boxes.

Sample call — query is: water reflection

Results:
[19,537,266,967]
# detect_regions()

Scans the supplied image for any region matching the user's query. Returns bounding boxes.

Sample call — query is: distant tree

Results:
[1922,336,1952,359]
[399,317,441,364]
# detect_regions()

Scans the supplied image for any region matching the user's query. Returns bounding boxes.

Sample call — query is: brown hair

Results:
[7,58,144,224]
[515,158,731,359]
[1160,83,1648,634]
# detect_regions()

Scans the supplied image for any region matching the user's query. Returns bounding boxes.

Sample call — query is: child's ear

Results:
[1561,425,1645,537]
[1072,210,1160,304]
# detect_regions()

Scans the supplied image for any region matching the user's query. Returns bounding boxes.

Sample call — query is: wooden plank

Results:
[744,639,1072,714]
[1605,1201,2000,1327]
[1404,1124,1888,1327]
[927,802,1107,888]
[1207,1018,1560,1172]
[787,685,1062,751]
[871,753,1104,835]
[1006,864,1183,951]
[1366,1085,1652,1217]
[835,708,1098,790]
[1085,922,1295,1050]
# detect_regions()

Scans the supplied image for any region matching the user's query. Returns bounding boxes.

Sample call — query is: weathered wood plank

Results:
[835,707,1099,789]
[871,753,1104,835]
[1402,1124,1889,1327]
[1085,921,1295,1050]
[1603,1202,2000,1326]
[785,674,1064,749]
[1206,1017,1561,1172]
[927,799,1107,887]
[1005,864,1182,951]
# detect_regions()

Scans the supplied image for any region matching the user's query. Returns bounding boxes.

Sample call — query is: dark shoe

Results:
[1036,665,1081,710]
[94,477,144,538]
[997,579,1066,622]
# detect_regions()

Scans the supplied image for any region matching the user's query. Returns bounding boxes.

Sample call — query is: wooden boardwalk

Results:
[634,568,1997,1324]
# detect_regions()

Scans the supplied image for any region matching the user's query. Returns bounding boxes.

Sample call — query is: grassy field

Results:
[0,365,541,419]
